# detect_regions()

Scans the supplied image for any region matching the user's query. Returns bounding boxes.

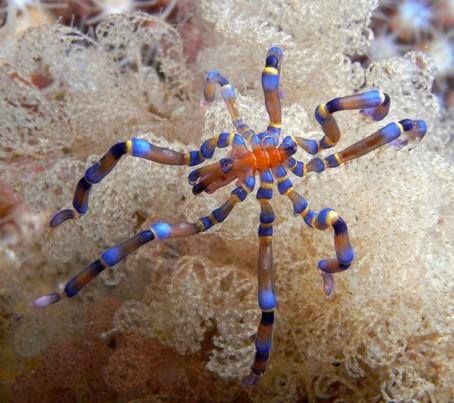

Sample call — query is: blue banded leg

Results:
[188,132,250,195]
[324,119,428,169]
[203,70,255,139]
[282,189,353,295]
[271,165,294,196]
[314,89,390,150]
[286,157,305,178]
[201,131,248,156]
[34,185,253,308]
[33,229,156,308]
[244,197,276,385]
[198,179,254,231]
[293,137,319,155]
[50,138,208,228]
[262,46,283,142]
[256,169,274,201]
[303,206,354,296]
[286,156,326,178]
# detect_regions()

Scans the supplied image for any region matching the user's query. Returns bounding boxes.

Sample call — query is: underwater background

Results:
[0,0,453,401]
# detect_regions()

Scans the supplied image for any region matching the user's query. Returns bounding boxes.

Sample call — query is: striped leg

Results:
[262,46,283,141]
[284,188,354,296]
[34,183,253,308]
[324,119,427,168]
[203,70,255,139]
[298,89,391,153]
[50,137,219,228]
[188,132,252,195]
[286,155,326,178]
[243,180,276,385]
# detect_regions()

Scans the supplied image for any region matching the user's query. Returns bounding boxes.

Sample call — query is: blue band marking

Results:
[150,222,172,240]
[273,166,286,178]
[207,70,228,86]
[255,351,269,361]
[73,178,91,214]
[399,119,427,136]
[325,154,340,168]
[260,170,273,183]
[278,178,293,194]
[262,73,279,91]
[260,210,275,224]
[255,338,272,354]
[233,134,245,146]
[221,85,235,100]
[262,136,278,148]
[291,161,304,177]
[315,106,331,124]
[292,195,308,214]
[362,93,390,121]
[131,138,152,158]
[265,54,279,69]
[258,225,273,237]
[232,187,247,201]
[200,139,216,158]
[250,134,261,148]
[287,157,296,168]
[319,137,333,149]
[243,176,256,192]
[261,311,274,325]
[258,289,277,311]
[101,231,154,266]
[304,210,317,227]
[326,90,382,114]
[64,260,105,298]
[337,247,355,265]
[317,208,335,229]
[102,246,122,266]
[333,218,348,234]
[307,158,325,173]
[111,142,127,159]
[212,204,230,222]
[280,136,297,156]
[85,164,104,184]
[200,216,213,231]
[300,138,318,154]
[267,46,283,59]
[257,188,273,200]
[207,70,219,81]
[379,123,402,142]
[188,169,200,185]
[217,132,231,148]
[188,150,204,166]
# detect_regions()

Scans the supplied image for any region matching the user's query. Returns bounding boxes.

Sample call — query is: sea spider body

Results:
[34,47,427,385]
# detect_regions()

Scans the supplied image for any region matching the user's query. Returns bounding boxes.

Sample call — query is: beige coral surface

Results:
[0,2,453,402]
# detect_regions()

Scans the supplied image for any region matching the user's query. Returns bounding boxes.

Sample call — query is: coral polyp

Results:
[0,0,59,38]
[33,46,428,384]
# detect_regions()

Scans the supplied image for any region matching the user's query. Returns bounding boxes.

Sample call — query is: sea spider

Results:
[33,46,427,384]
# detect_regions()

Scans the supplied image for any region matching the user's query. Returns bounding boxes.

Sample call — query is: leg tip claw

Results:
[32,292,61,308]
[49,209,76,228]
[242,372,261,386]
[320,271,335,296]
